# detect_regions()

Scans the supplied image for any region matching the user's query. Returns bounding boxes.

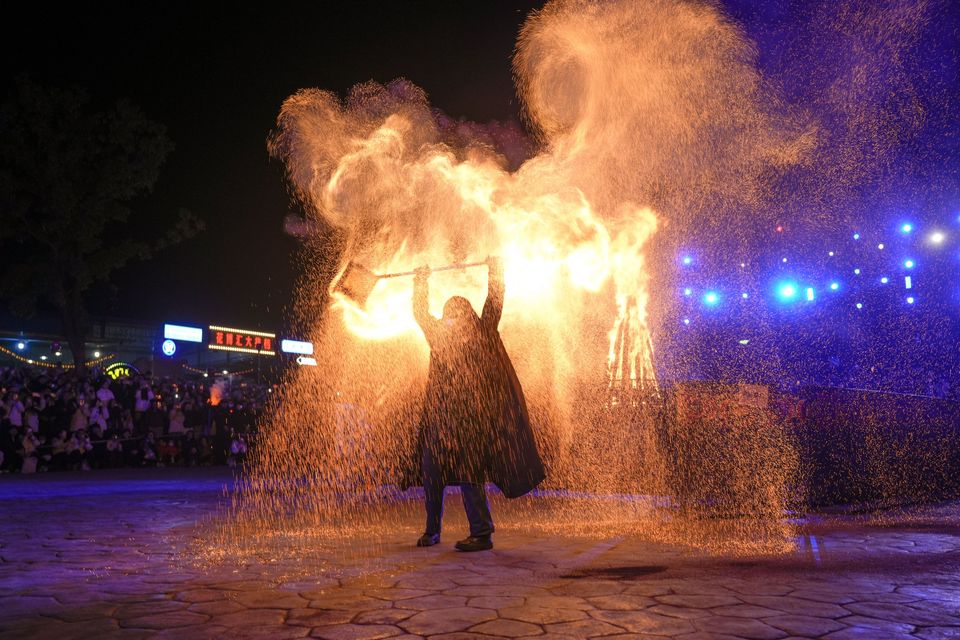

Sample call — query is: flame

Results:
[329,170,654,357]
[209,382,223,407]
[325,147,659,390]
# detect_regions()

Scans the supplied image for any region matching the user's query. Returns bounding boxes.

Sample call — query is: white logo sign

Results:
[161,339,177,357]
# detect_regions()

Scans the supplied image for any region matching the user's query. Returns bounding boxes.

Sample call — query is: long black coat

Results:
[405,267,546,499]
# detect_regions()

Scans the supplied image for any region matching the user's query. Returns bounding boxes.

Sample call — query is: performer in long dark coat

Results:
[411,256,545,551]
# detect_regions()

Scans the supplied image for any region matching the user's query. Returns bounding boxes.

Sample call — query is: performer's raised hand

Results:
[414,265,431,280]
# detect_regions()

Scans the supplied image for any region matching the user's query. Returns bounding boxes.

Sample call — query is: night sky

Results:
[3,1,958,333]
[1,2,543,331]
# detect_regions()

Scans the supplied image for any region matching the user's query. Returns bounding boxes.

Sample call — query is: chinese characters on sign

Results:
[213,331,273,351]
[207,325,276,356]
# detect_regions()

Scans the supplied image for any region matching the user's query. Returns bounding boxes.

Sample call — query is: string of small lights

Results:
[181,363,255,376]
[0,345,115,369]
[677,218,956,325]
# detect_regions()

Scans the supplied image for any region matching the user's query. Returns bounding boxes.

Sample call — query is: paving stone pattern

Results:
[2,470,959,639]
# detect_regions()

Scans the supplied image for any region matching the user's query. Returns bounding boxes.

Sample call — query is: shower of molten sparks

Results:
[219,0,827,560]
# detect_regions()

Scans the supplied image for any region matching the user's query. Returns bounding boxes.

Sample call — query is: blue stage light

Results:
[901,223,913,234]
[741,292,749,299]
[682,255,693,266]
[907,296,915,304]
[806,287,815,301]
[830,282,840,291]
[16,341,25,350]
[880,277,889,284]
[683,287,692,296]
[703,291,719,306]
[776,282,798,302]
[853,232,861,240]
[877,243,885,250]
[854,268,861,275]
[905,276,912,289]
[856,303,863,309]
[683,318,691,325]
[904,259,914,269]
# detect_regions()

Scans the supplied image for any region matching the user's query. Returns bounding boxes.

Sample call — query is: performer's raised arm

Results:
[413,266,441,345]
[481,256,504,333]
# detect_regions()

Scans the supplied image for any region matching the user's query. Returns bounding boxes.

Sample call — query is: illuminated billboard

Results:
[208,325,276,356]
[281,339,314,355]
[164,323,203,343]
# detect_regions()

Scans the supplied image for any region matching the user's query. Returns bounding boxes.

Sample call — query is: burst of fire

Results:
[270,0,805,403]
[326,143,659,391]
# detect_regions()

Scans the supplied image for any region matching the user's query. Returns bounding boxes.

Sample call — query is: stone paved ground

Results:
[2,469,959,640]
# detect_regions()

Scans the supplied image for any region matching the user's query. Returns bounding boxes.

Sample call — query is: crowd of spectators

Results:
[0,365,267,474]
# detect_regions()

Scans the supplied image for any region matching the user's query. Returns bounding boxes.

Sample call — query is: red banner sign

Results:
[207,325,276,356]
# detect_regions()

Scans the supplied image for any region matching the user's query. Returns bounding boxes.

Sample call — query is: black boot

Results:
[455,535,493,552]
[416,533,440,547]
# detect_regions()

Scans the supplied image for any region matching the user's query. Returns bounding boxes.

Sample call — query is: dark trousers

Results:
[423,449,494,538]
